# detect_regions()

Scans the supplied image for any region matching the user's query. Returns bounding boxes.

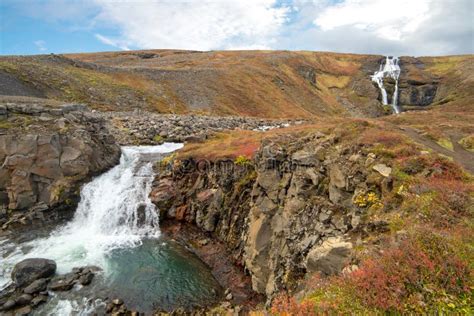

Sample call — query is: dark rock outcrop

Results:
[151,127,393,298]
[0,103,121,231]
[397,57,439,108]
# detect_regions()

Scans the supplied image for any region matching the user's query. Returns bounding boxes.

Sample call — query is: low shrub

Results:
[399,154,467,180]
[234,155,252,166]
[351,231,472,312]
[360,130,406,147]
[272,231,473,314]
[271,292,317,316]
[353,191,383,209]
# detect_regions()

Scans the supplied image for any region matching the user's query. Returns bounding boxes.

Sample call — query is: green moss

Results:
[234,155,252,166]
[389,214,406,232]
[392,167,413,182]
[436,138,454,151]
[153,135,164,143]
[458,135,474,152]
[371,144,396,158]
[401,191,437,217]
[236,170,257,190]
[305,284,372,314]
[159,153,175,169]
[50,184,66,202]
[382,104,394,113]
[0,121,12,129]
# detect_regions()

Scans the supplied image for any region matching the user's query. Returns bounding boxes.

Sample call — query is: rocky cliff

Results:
[396,55,473,110]
[0,102,120,231]
[151,124,395,298]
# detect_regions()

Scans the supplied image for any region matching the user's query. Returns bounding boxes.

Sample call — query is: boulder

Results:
[15,305,32,315]
[30,294,47,307]
[11,258,56,288]
[329,166,346,189]
[78,272,94,285]
[372,163,392,177]
[23,278,48,294]
[48,272,77,291]
[15,293,33,306]
[2,299,16,310]
[150,178,178,218]
[291,149,319,166]
[306,237,352,276]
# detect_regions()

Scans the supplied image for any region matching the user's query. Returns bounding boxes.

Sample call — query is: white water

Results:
[0,143,183,290]
[371,56,401,114]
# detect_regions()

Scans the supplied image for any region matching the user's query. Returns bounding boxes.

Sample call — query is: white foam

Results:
[371,56,401,114]
[0,143,183,289]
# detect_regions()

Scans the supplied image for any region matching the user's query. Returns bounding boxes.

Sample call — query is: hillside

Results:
[1,50,471,119]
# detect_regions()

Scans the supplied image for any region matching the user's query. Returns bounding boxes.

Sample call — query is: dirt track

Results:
[402,127,474,174]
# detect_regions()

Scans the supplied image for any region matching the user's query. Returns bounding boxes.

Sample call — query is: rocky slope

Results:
[399,55,473,109]
[150,117,473,313]
[95,109,299,145]
[151,124,396,298]
[0,102,121,232]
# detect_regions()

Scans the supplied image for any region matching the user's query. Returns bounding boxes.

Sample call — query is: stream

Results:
[0,143,222,314]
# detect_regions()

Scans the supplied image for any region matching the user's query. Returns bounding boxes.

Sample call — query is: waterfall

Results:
[0,143,183,288]
[371,56,401,114]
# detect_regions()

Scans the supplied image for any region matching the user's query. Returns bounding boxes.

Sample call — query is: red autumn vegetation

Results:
[349,232,471,311]
[271,231,472,314]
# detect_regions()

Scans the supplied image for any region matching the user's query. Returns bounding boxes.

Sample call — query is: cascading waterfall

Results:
[0,143,183,288]
[371,56,401,114]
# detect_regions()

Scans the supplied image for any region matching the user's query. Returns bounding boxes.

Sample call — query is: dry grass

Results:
[2,51,471,119]
[178,131,264,160]
[64,50,382,118]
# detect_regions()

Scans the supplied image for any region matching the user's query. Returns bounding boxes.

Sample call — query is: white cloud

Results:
[314,0,432,41]
[9,0,474,56]
[280,0,473,56]
[34,40,47,51]
[93,0,289,51]
[95,34,130,51]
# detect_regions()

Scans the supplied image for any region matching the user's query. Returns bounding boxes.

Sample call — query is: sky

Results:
[1,0,473,56]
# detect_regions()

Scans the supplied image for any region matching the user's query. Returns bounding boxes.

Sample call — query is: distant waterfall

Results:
[371,56,401,114]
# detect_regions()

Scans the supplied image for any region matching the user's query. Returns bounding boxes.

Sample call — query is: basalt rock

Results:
[23,278,48,294]
[397,57,439,108]
[1,263,99,313]
[0,102,121,231]
[306,236,353,276]
[11,258,56,288]
[151,129,394,299]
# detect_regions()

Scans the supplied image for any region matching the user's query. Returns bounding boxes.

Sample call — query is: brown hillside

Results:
[0,50,383,118]
[0,50,472,119]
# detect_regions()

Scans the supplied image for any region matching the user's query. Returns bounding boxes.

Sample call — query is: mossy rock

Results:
[436,138,454,151]
[458,135,474,152]
[153,135,164,143]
